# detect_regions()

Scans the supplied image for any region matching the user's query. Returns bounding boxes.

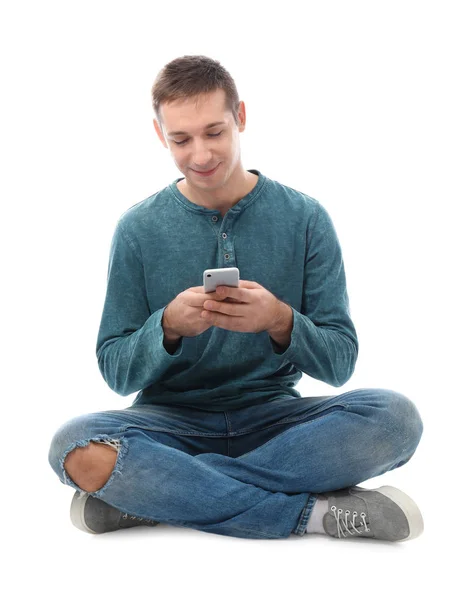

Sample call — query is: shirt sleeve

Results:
[95,221,183,397]
[268,202,359,387]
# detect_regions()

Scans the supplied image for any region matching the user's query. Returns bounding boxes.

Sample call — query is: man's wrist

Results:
[162,307,181,342]
[267,302,294,350]
[162,315,182,355]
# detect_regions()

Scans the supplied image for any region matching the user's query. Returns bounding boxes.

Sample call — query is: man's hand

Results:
[200,279,284,334]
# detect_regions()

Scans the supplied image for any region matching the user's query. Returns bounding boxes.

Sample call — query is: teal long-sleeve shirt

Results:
[95,169,359,411]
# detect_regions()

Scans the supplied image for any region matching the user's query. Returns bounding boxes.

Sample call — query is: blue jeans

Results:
[48,388,423,539]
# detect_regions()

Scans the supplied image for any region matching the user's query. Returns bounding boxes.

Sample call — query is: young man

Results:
[48,55,424,541]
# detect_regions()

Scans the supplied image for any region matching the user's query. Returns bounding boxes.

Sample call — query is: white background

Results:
[1,0,453,597]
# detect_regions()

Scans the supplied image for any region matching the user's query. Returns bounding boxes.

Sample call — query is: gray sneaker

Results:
[70,491,160,534]
[318,485,424,541]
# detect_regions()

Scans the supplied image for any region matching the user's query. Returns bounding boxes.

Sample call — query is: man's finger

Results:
[204,300,243,316]
[202,310,243,331]
[217,285,247,302]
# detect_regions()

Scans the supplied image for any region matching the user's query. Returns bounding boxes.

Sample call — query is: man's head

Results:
[152,55,247,191]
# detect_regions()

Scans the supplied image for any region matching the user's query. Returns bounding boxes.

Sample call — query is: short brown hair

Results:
[152,55,241,131]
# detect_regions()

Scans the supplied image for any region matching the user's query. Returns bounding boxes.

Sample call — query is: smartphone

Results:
[203,267,239,294]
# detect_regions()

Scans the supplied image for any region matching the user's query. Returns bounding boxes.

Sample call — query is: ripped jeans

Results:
[47,388,424,539]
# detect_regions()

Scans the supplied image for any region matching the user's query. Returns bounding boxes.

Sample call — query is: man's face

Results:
[154,88,245,189]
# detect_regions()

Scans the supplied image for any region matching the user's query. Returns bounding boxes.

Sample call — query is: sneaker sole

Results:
[70,491,98,534]
[375,485,424,541]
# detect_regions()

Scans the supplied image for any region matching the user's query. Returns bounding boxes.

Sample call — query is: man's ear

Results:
[153,119,168,148]
[237,100,247,133]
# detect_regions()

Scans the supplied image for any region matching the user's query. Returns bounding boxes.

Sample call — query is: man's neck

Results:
[177,169,258,214]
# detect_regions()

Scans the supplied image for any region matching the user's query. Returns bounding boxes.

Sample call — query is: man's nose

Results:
[192,142,213,166]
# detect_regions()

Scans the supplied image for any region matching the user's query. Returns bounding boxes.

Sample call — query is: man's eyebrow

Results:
[167,121,226,136]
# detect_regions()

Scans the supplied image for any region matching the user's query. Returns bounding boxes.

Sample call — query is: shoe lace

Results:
[331,505,370,538]
[121,513,158,525]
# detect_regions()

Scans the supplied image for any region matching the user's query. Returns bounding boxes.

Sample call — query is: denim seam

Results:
[223,411,232,456]
[294,493,318,536]
[121,424,228,437]
[232,403,348,435]
[224,410,233,433]
[120,403,348,439]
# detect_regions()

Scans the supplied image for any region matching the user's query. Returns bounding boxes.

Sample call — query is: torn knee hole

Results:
[95,439,121,452]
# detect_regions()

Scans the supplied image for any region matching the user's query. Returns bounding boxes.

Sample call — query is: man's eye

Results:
[174,132,222,146]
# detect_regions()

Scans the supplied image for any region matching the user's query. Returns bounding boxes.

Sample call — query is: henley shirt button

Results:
[212,216,218,222]
[222,233,227,239]
[224,253,229,259]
